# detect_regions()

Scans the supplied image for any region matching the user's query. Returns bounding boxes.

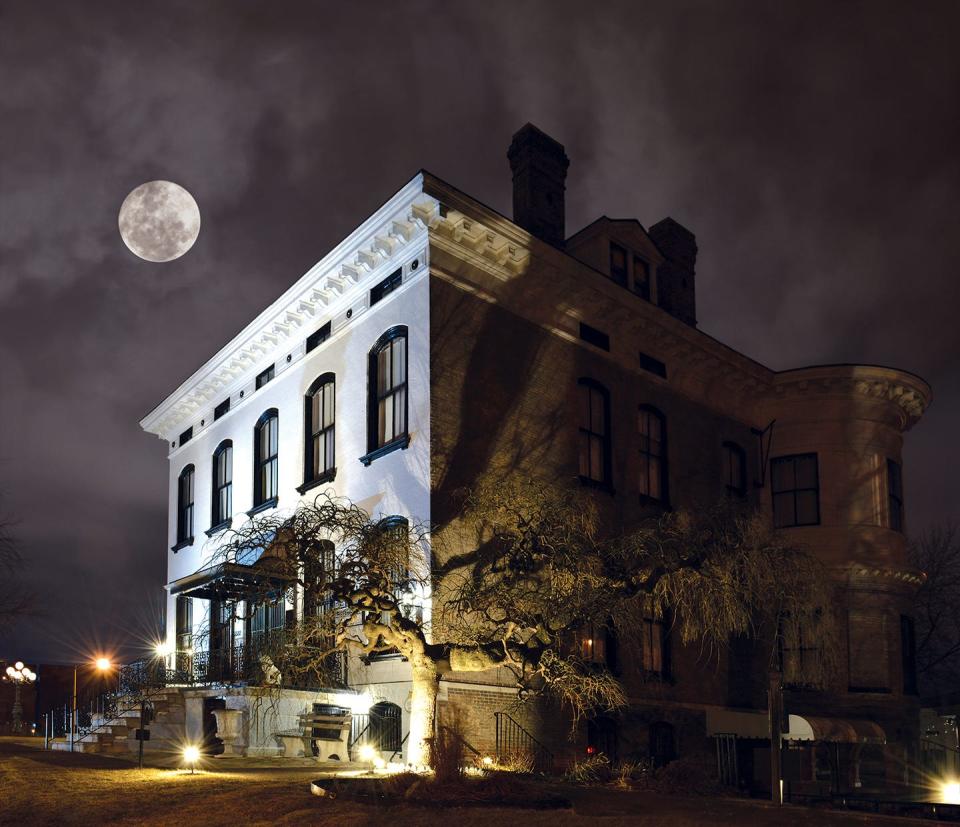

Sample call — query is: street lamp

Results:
[4,661,36,733]
[70,657,112,752]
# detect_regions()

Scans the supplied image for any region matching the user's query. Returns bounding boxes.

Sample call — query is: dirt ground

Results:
[0,737,935,826]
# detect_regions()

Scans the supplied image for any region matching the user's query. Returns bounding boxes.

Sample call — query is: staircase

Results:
[49,688,186,757]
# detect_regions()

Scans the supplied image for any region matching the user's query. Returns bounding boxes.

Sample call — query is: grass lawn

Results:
[0,737,927,826]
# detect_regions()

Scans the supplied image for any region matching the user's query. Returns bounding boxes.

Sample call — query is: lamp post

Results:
[70,657,112,752]
[4,661,36,733]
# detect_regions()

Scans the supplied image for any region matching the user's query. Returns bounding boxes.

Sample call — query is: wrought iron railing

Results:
[494,711,553,772]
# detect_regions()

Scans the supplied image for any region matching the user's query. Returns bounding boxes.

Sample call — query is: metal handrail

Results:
[494,711,553,771]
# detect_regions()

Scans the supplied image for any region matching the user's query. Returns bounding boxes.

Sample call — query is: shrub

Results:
[564,753,612,784]
[427,723,466,783]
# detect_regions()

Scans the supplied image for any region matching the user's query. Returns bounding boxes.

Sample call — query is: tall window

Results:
[304,540,336,618]
[176,465,195,545]
[249,598,286,650]
[175,595,193,654]
[638,406,667,503]
[642,601,668,676]
[211,441,233,529]
[610,242,628,287]
[304,374,335,486]
[723,441,746,496]
[578,379,611,487]
[771,453,820,527]
[254,409,279,508]
[780,612,823,688]
[366,326,408,459]
[367,516,417,657]
[887,459,904,532]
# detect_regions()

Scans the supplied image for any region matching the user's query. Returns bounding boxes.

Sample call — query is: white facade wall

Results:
[161,260,431,700]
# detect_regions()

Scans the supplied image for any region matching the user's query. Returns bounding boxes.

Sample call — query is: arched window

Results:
[638,406,667,503]
[210,440,233,530]
[253,409,279,510]
[175,465,195,547]
[578,378,611,488]
[364,326,408,463]
[302,373,335,489]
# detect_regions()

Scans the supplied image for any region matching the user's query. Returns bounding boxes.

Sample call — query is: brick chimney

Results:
[507,123,569,247]
[649,217,697,327]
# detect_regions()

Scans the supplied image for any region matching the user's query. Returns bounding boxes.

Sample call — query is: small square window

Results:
[256,365,275,390]
[178,427,193,447]
[638,352,667,378]
[370,268,403,306]
[306,321,332,353]
[579,322,610,351]
[214,399,230,420]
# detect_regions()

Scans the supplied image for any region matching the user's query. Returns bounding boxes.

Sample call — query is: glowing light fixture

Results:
[943,780,960,804]
[95,657,111,672]
[155,641,173,658]
[358,744,378,763]
[482,755,494,766]
[183,745,201,773]
[336,692,374,715]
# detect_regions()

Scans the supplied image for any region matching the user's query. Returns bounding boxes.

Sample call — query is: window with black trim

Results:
[638,352,667,379]
[253,409,279,508]
[303,374,335,487]
[179,427,193,447]
[367,516,418,658]
[306,321,332,353]
[214,398,230,420]
[304,540,336,619]
[771,453,820,527]
[174,465,195,547]
[578,379,611,488]
[887,459,903,532]
[175,595,193,656]
[211,441,232,529]
[579,322,610,351]
[370,268,402,306]
[638,406,667,503]
[365,326,408,461]
[610,242,628,287]
[723,441,747,496]
[633,255,650,300]
[256,364,275,390]
[779,611,824,688]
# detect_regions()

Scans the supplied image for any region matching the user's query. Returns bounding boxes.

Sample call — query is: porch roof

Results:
[168,561,290,600]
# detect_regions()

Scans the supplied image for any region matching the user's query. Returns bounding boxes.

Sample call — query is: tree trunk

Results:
[407,661,441,768]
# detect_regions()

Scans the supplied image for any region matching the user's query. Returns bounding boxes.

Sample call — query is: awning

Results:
[168,561,290,600]
[784,714,886,744]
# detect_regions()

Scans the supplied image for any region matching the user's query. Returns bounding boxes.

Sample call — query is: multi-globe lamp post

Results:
[4,661,36,733]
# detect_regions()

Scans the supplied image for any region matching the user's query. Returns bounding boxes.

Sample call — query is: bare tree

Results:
[209,479,831,767]
[0,501,29,633]
[909,525,960,697]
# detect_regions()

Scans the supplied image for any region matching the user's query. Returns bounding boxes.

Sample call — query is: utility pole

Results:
[768,670,783,805]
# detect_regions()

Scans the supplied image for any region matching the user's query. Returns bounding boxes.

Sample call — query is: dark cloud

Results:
[1,0,958,661]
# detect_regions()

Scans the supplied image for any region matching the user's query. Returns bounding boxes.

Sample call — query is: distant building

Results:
[139,124,930,792]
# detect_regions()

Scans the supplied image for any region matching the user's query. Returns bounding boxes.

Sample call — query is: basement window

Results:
[579,322,610,352]
[370,268,403,307]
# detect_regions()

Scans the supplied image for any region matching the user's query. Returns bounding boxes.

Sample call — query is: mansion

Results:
[140,124,930,793]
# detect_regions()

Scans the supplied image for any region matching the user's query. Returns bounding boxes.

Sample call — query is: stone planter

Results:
[211,708,246,757]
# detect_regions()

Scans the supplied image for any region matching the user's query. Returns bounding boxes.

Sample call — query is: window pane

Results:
[379,397,392,445]
[796,455,818,489]
[579,433,590,478]
[224,447,232,484]
[649,457,661,499]
[590,390,605,436]
[323,384,334,428]
[590,435,603,481]
[311,392,321,434]
[269,416,278,456]
[773,492,796,528]
[394,387,406,435]
[393,337,406,387]
[796,491,818,525]
[580,385,591,429]
[638,410,649,438]
[378,346,391,395]
[771,459,795,493]
[324,428,335,471]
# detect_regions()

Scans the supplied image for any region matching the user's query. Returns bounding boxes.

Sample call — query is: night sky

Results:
[1,1,958,664]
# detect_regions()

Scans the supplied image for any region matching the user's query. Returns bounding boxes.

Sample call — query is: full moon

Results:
[118,180,201,262]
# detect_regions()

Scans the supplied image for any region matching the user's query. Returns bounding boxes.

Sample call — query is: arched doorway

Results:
[369,701,402,754]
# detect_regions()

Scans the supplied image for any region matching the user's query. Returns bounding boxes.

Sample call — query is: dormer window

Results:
[610,243,628,287]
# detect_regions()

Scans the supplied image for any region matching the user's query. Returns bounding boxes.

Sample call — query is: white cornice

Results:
[140,174,436,438]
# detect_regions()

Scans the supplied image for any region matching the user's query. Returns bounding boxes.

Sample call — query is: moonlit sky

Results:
[1,0,958,663]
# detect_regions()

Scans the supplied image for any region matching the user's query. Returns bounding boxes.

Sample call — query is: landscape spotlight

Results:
[183,745,201,774]
[358,744,377,763]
